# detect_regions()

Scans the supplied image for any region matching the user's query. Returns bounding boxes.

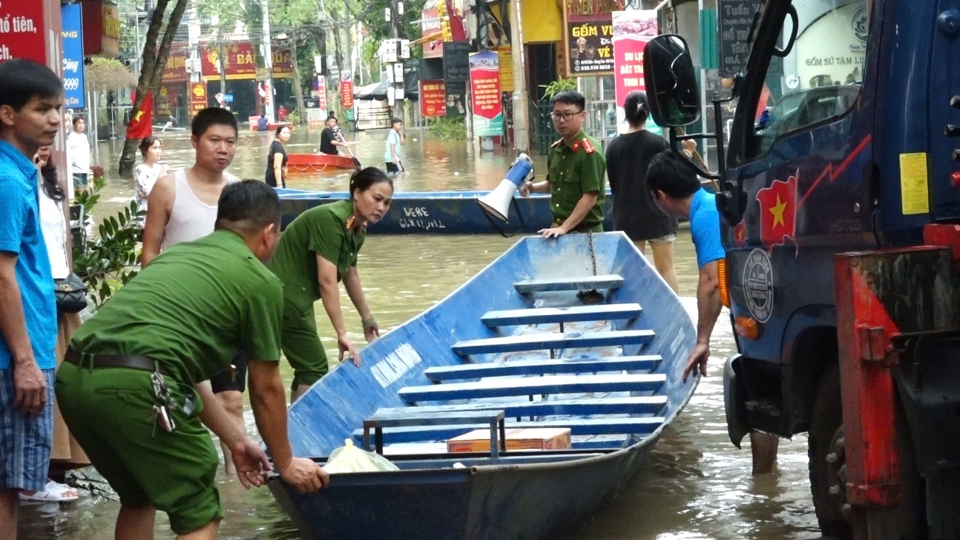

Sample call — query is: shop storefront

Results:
[200,40,294,122]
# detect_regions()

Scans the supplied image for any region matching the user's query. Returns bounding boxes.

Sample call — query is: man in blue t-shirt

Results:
[0,59,63,537]
[647,149,781,475]
[646,150,725,382]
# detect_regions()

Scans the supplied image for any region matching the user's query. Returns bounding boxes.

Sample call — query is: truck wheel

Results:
[809,366,926,539]
[809,366,852,538]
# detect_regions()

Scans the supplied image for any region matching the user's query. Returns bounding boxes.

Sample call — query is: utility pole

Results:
[510,0,529,153]
[383,0,407,120]
[261,0,277,122]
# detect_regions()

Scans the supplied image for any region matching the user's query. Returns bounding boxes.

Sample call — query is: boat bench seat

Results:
[399,373,666,402]
[424,355,662,381]
[451,330,654,356]
[362,409,506,456]
[480,303,642,327]
[350,417,666,446]
[514,274,624,293]
[372,395,668,419]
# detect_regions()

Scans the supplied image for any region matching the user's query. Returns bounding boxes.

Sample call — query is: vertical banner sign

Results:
[563,0,622,77]
[0,2,47,64]
[717,0,763,77]
[61,4,86,109]
[317,77,327,111]
[442,41,470,119]
[189,82,209,117]
[496,45,514,93]
[420,80,446,117]
[612,10,659,135]
[469,51,503,137]
[340,80,354,110]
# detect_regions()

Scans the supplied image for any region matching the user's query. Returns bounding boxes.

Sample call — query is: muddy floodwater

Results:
[22,128,821,539]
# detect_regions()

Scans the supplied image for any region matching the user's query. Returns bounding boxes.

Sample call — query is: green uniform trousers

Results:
[55,362,222,534]
[281,293,329,391]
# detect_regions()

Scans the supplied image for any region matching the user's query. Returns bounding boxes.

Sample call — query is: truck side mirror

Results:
[643,35,701,128]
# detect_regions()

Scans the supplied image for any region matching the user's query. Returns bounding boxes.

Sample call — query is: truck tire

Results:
[809,366,926,539]
[808,365,852,537]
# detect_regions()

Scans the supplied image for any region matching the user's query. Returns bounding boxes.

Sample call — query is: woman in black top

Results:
[605,91,680,293]
[266,125,291,188]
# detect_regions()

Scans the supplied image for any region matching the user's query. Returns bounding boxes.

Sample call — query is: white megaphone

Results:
[477,153,535,222]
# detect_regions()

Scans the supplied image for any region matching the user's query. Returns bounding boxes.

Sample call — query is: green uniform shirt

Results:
[70,230,283,386]
[547,129,607,231]
[267,199,365,302]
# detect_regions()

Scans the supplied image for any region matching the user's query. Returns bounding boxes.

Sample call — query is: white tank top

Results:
[161,169,236,250]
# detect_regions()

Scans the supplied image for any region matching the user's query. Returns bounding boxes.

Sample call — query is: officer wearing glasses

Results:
[520,90,606,238]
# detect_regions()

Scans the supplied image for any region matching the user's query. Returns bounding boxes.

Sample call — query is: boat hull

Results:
[286,154,359,174]
[268,439,656,539]
[277,189,614,234]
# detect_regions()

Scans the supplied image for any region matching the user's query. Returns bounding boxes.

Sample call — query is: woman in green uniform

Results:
[268,167,393,402]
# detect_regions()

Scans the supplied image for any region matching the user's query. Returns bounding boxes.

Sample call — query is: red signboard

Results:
[421,2,443,59]
[420,80,446,118]
[340,80,354,109]
[189,82,209,117]
[613,38,649,107]
[469,55,501,120]
[82,0,120,58]
[0,2,47,64]
[612,11,657,107]
[272,49,294,79]
[162,43,189,83]
[200,41,293,81]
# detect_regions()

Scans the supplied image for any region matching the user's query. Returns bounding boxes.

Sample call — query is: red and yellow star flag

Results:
[756,171,799,248]
[125,91,154,140]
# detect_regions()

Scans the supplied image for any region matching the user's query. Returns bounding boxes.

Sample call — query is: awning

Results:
[354,70,420,101]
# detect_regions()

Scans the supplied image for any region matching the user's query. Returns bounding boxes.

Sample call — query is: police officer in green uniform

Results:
[56,181,329,540]
[267,167,394,402]
[520,90,606,238]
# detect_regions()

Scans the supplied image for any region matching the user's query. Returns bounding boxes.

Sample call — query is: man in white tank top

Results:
[141,107,245,475]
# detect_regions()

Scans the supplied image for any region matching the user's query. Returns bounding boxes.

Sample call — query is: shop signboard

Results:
[562,0,622,77]
[469,51,502,137]
[612,10,660,135]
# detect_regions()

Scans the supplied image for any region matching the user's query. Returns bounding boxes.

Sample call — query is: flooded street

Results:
[23,129,820,539]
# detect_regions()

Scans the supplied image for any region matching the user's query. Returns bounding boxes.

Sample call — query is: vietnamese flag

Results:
[126,91,154,140]
[756,171,799,248]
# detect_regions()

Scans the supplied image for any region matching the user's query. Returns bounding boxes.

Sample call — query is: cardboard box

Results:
[447,427,572,453]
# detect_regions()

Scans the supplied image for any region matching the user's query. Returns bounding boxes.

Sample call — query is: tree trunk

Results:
[290,34,306,125]
[118,0,190,176]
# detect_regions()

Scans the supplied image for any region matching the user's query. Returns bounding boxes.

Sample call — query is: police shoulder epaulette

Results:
[581,138,596,154]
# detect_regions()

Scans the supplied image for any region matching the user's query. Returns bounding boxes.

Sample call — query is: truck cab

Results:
[643,0,960,538]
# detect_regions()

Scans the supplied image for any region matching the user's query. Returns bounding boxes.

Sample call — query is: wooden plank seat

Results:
[451,330,655,356]
[351,416,665,446]
[480,303,642,327]
[371,396,668,420]
[399,373,666,402]
[424,355,662,381]
[362,409,506,457]
[514,274,624,294]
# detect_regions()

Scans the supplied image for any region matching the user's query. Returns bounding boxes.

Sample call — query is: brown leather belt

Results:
[65,349,171,377]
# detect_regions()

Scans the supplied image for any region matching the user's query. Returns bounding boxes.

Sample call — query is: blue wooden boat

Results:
[276,188,615,235]
[268,232,697,539]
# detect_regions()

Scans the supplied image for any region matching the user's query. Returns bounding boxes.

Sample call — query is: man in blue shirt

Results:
[646,150,724,382]
[0,59,63,537]
[647,149,781,475]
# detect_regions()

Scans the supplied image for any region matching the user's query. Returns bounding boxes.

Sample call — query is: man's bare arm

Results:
[141,175,175,267]
[0,253,46,416]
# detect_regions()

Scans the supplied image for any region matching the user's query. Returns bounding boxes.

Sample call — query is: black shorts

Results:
[386,161,404,173]
[210,352,248,394]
